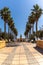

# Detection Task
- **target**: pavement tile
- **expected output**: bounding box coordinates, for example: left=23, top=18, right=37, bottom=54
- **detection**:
left=36, top=58, right=43, bottom=62
left=39, top=61, right=43, bottom=65
left=20, top=57, right=27, bottom=60
left=12, top=60, right=19, bottom=64
left=34, top=56, right=42, bottom=59
left=29, top=63, right=39, bottom=65
left=20, top=60, right=28, bottom=64
left=0, top=54, right=8, bottom=65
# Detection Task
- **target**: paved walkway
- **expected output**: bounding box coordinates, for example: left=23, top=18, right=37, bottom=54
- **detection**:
left=0, top=42, right=43, bottom=65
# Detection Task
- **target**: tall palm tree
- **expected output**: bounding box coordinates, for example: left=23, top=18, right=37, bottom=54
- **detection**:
left=8, top=17, right=14, bottom=41
left=8, top=17, right=14, bottom=28
left=24, top=31, right=27, bottom=38
left=25, top=22, right=31, bottom=39
left=31, top=4, right=42, bottom=32
left=28, top=13, right=35, bottom=34
left=0, top=7, right=10, bottom=39
left=13, top=28, right=18, bottom=39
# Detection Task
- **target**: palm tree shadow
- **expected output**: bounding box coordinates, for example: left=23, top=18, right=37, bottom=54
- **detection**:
left=34, top=46, right=43, bottom=55
left=6, top=43, right=20, bottom=47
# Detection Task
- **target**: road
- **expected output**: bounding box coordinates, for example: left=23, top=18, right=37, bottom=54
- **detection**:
left=0, top=42, right=43, bottom=65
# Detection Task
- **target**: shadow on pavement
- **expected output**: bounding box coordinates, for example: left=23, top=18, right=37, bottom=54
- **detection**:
left=6, top=43, right=20, bottom=47
left=34, top=46, right=43, bottom=55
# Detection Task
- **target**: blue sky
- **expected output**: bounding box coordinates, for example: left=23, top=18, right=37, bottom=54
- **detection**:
left=0, top=0, right=43, bottom=38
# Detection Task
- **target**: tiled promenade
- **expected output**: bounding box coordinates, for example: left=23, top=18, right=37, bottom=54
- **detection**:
left=0, top=42, right=43, bottom=65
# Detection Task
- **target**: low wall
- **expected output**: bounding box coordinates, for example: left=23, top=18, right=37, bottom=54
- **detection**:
left=37, top=40, right=43, bottom=49
left=0, top=40, right=6, bottom=48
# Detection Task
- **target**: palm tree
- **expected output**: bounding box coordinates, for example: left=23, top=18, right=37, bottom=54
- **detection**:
left=8, top=17, right=14, bottom=41
left=24, top=31, right=27, bottom=38
left=26, top=22, right=31, bottom=33
left=25, top=22, right=31, bottom=39
left=13, top=27, right=18, bottom=39
left=31, top=4, right=42, bottom=32
left=0, top=7, right=18, bottom=41
left=8, top=17, right=14, bottom=27
left=28, top=14, right=35, bottom=34
left=0, top=7, right=10, bottom=39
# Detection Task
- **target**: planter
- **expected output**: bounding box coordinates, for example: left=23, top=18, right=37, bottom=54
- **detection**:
left=37, top=40, right=43, bottom=49
left=0, top=40, right=6, bottom=48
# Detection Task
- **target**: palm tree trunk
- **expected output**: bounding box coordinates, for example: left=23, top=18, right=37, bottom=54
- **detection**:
left=4, top=22, right=6, bottom=39
left=36, top=21, right=38, bottom=32
left=8, top=26, right=9, bottom=42
left=32, top=24, right=34, bottom=34
left=36, top=21, right=38, bottom=40
left=29, top=30, right=31, bottom=39
left=26, top=34, right=28, bottom=39
left=30, top=29, right=31, bottom=34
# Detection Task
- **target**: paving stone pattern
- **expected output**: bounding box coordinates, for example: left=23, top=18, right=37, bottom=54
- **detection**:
left=22, top=43, right=39, bottom=65
left=0, top=42, right=43, bottom=65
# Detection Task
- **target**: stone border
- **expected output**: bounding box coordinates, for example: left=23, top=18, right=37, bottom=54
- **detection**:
left=37, top=40, right=43, bottom=49
left=0, top=40, right=6, bottom=48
